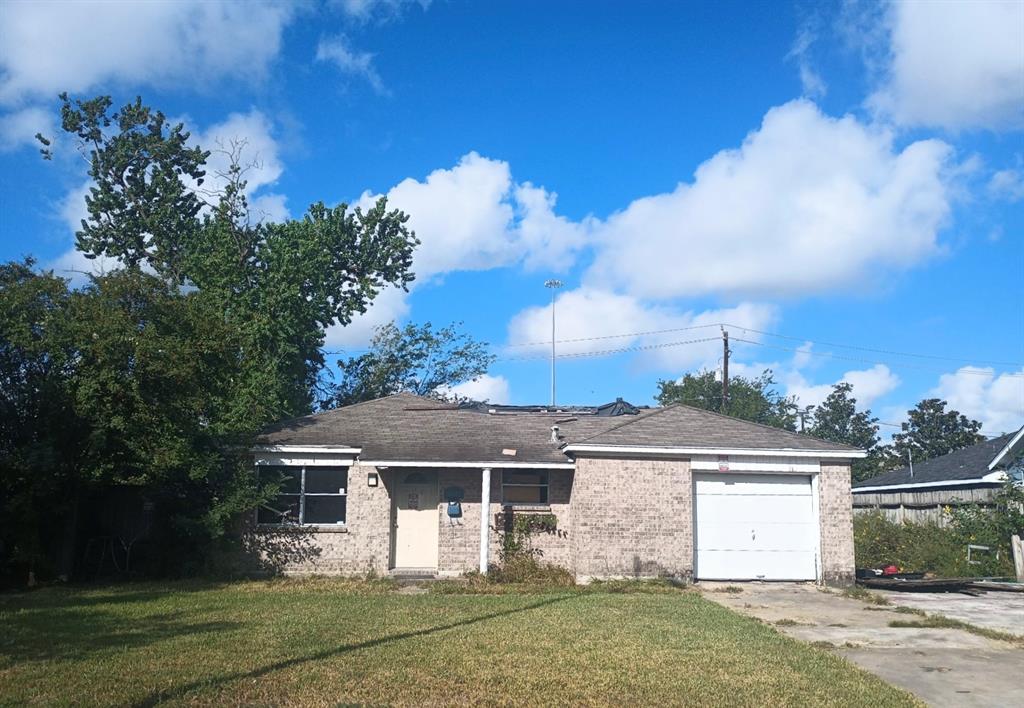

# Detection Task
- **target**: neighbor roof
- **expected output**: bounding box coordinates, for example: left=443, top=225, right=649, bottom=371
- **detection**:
left=256, top=393, right=861, bottom=464
left=853, top=432, right=1018, bottom=491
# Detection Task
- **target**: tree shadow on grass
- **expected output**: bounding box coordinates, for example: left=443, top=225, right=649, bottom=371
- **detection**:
left=133, top=594, right=577, bottom=706
left=0, top=606, right=242, bottom=667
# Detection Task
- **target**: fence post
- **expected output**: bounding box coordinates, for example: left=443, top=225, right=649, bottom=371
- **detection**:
left=1012, top=534, right=1024, bottom=583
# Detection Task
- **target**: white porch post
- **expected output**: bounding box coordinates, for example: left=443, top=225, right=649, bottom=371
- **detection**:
left=479, top=467, right=492, bottom=573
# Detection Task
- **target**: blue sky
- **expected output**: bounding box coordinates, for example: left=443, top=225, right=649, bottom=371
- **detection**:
left=0, top=0, right=1021, bottom=434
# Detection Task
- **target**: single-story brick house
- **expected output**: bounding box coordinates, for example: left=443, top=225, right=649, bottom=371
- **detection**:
left=252, top=393, right=863, bottom=585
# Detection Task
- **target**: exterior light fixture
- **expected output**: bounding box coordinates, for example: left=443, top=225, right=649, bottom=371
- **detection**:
left=367, top=472, right=379, bottom=487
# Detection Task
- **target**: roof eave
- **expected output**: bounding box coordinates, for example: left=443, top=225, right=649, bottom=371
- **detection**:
left=854, top=470, right=1008, bottom=492
left=562, top=444, right=865, bottom=459
left=988, top=426, right=1024, bottom=470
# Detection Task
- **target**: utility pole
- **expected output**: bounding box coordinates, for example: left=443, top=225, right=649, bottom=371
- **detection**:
left=721, top=329, right=730, bottom=414
left=544, top=279, right=563, bottom=407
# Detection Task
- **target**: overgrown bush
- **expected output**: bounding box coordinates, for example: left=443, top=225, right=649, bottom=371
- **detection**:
left=854, top=483, right=1019, bottom=577
left=487, top=555, right=575, bottom=585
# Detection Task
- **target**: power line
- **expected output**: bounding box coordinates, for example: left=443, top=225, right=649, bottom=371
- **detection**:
left=495, top=336, right=720, bottom=362
left=729, top=340, right=1024, bottom=379
left=503, top=322, right=721, bottom=349
left=722, top=324, right=1023, bottom=368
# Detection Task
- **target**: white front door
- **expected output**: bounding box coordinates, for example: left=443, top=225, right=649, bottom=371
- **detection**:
left=393, top=471, right=440, bottom=570
left=694, top=473, right=818, bottom=581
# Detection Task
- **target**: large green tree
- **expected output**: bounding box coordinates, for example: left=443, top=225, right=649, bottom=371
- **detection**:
left=0, top=261, right=81, bottom=580
left=329, top=322, right=495, bottom=407
left=656, top=369, right=798, bottom=431
left=806, top=383, right=885, bottom=482
left=886, top=398, right=985, bottom=468
left=0, top=93, right=422, bottom=581
left=45, top=93, right=418, bottom=421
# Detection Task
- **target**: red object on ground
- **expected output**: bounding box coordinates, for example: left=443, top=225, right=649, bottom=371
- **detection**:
left=882, top=565, right=900, bottom=576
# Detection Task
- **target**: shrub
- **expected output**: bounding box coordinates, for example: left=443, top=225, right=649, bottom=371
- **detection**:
left=853, top=505, right=1016, bottom=577
left=488, top=555, right=575, bottom=586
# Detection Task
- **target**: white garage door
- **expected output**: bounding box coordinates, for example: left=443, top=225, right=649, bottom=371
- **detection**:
left=694, top=473, right=818, bottom=581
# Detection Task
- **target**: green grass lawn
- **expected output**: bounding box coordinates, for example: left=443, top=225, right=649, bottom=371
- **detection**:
left=0, top=579, right=917, bottom=706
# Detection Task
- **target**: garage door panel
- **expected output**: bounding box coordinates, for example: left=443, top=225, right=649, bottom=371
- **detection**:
left=694, top=473, right=818, bottom=581
left=697, top=550, right=817, bottom=581
left=694, top=474, right=813, bottom=496
left=696, top=494, right=813, bottom=522
left=696, top=522, right=817, bottom=551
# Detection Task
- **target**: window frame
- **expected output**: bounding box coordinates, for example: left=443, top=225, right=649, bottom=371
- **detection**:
left=501, top=470, right=550, bottom=507
left=257, top=465, right=348, bottom=527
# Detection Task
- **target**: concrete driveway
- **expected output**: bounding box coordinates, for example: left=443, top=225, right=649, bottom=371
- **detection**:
left=699, top=582, right=1024, bottom=708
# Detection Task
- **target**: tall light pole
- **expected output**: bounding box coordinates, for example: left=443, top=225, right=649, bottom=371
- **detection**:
left=544, top=279, right=563, bottom=407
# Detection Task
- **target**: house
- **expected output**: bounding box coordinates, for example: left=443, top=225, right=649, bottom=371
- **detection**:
left=852, top=426, right=1024, bottom=525
left=251, top=393, right=864, bottom=584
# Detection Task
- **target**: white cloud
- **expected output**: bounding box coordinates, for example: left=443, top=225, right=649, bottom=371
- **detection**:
left=323, top=285, right=411, bottom=350
left=444, top=374, right=511, bottom=404
left=731, top=343, right=900, bottom=411
left=316, top=36, right=389, bottom=96
left=989, top=169, right=1024, bottom=203
left=334, top=0, right=430, bottom=24
left=0, top=1, right=295, bottom=105
left=506, top=288, right=777, bottom=371
left=931, top=366, right=1024, bottom=436
left=788, top=24, right=827, bottom=98
left=585, top=100, right=953, bottom=299
left=867, top=1, right=1024, bottom=130
left=355, top=152, right=586, bottom=280
left=0, top=106, right=53, bottom=151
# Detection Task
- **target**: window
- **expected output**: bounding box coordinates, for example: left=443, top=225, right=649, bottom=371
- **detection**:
left=502, top=471, right=549, bottom=505
left=257, top=466, right=348, bottom=525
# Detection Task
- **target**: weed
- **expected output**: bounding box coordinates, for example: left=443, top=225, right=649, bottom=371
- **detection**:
left=842, top=586, right=890, bottom=605
left=888, top=614, right=1023, bottom=644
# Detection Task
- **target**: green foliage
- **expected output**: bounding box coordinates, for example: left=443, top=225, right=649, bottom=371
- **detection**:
left=0, top=260, right=79, bottom=573
left=656, top=369, right=798, bottom=431
left=853, top=506, right=1015, bottom=577
left=47, top=94, right=209, bottom=282
left=807, top=383, right=885, bottom=482
left=887, top=398, right=984, bottom=468
left=3, top=93, right=420, bottom=580
left=44, top=93, right=419, bottom=422
left=329, top=321, right=495, bottom=407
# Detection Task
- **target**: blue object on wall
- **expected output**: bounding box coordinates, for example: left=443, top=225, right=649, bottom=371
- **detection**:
left=447, top=501, right=463, bottom=518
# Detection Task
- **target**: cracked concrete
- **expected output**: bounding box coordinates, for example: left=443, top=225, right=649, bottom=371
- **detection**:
left=699, top=582, right=1024, bottom=708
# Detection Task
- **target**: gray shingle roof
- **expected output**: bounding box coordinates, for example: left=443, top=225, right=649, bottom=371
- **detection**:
left=573, top=405, right=859, bottom=452
left=257, top=394, right=860, bottom=463
left=853, top=433, right=1017, bottom=489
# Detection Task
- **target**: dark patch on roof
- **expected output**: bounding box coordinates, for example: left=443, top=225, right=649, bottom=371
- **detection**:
left=257, top=393, right=860, bottom=463
left=853, top=433, right=1016, bottom=489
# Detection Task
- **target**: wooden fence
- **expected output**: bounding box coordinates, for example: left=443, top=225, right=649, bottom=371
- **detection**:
left=852, top=486, right=1000, bottom=526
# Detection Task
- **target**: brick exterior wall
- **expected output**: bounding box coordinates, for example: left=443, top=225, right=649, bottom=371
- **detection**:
left=438, top=469, right=574, bottom=574
left=818, top=462, right=856, bottom=586
left=249, top=466, right=393, bottom=575
left=252, top=458, right=855, bottom=586
left=570, top=457, right=693, bottom=581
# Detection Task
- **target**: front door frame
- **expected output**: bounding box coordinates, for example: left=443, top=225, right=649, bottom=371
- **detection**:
left=390, top=469, right=440, bottom=571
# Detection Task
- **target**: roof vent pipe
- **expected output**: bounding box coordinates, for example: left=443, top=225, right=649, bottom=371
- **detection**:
left=550, top=425, right=560, bottom=443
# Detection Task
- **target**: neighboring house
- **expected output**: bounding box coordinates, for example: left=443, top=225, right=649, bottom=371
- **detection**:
left=852, top=426, right=1024, bottom=525
left=252, top=393, right=864, bottom=584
